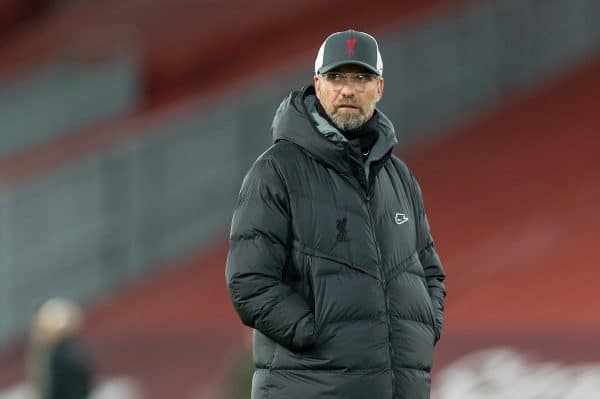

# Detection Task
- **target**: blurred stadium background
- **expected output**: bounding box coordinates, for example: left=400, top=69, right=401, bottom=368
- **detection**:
left=0, top=0, right=599, bottom=398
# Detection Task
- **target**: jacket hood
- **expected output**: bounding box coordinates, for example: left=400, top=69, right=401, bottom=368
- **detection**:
left=271, top=85, right=397, bottom=175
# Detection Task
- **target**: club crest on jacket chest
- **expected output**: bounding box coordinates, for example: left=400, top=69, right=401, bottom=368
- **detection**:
left=336, top=217, right=350, bottom=242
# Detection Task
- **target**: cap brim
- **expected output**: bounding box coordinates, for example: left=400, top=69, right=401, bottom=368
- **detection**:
left=318, top=61, right=381, bottom=76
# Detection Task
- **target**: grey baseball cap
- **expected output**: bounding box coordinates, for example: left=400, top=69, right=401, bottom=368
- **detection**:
left=314, top=29, right=383, bottom=76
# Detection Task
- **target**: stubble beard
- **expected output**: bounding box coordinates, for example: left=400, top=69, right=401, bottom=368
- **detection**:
left=317, top=84, right=376, bottom=131
left=331, top=110, right=367, bottom=131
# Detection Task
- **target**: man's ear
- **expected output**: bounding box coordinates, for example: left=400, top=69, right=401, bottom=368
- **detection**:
left=314, top=74, right=321, bottom=100
left=377, top=77, right=384, bottom=102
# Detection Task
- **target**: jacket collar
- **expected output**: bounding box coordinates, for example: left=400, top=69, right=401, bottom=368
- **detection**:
left=272, top=85, right=397, bottom=175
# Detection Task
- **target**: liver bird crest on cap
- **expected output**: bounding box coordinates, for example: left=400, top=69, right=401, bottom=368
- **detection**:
left=346, top=38, right=357, bottom=56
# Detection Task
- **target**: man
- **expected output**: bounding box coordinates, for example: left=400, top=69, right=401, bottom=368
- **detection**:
left=226, top=29, right=446, bottom=399
left=27, top=298, right=94, bottom=399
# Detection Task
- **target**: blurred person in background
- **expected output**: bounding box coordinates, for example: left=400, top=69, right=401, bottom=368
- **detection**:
left=226, top=29, right=446, bottom=399
left=27, top=298, right=94, bottom=399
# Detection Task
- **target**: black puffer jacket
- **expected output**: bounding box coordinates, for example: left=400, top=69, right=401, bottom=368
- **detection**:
left=226, top=86, right=446, bottom=399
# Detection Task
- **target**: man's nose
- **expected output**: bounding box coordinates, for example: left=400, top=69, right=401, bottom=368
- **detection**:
left=339, top=82, right=356, bottom=97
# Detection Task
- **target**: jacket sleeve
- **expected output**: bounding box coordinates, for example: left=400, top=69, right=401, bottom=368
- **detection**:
left=410, top=172, right=446, bottom=344
left=225, top=157, right=315, bottom=351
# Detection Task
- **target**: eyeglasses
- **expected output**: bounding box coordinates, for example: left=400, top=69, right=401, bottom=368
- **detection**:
left=319, top=72, right=379, bottom=91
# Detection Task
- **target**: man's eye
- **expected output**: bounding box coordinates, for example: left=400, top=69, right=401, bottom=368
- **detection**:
left=328, top=73, right=343, bottom=81
left=355, top=74, right=368, bottom=82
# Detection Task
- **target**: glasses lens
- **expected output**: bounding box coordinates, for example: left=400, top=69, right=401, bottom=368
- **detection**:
left=322, top=73, right=376, bottom=91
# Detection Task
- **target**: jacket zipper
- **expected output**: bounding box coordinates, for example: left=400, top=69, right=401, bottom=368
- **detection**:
left=365, top=192, right=395, bottom=394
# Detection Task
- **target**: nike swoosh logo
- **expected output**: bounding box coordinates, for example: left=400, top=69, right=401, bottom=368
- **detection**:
left=395, top=213, right=409, bottom=225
